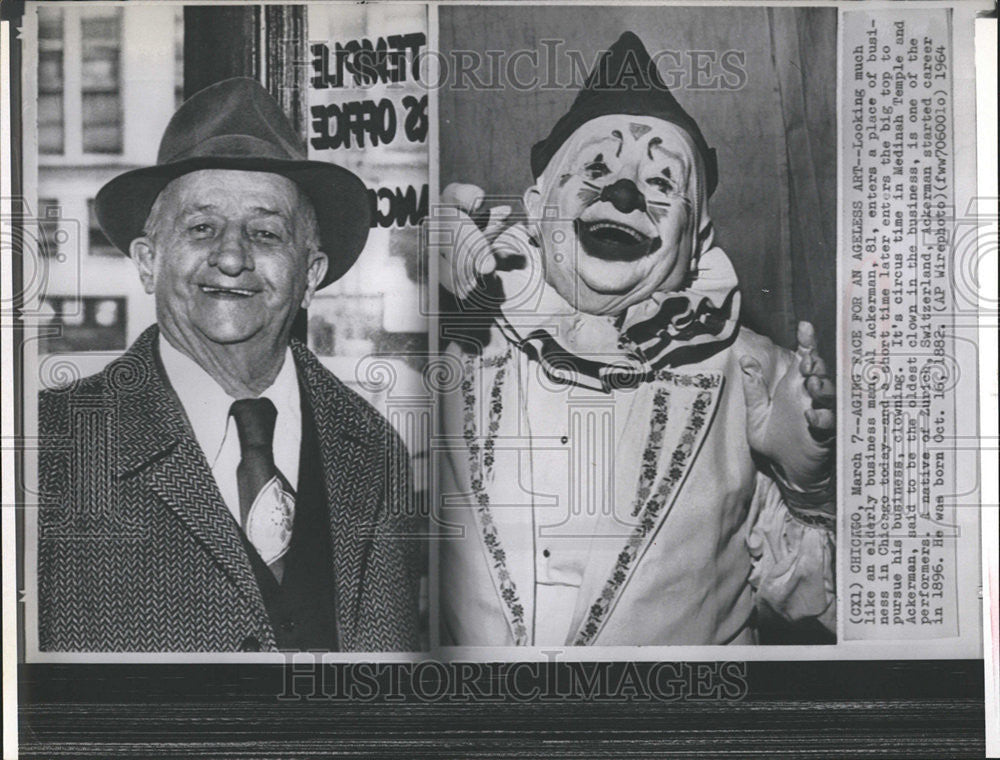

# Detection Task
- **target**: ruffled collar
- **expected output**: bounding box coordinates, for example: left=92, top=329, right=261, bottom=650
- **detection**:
left=495, top=245, right=741, bottom=392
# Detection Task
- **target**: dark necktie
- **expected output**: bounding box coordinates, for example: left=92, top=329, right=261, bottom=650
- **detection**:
left=230, top=398, right=295, bottom=582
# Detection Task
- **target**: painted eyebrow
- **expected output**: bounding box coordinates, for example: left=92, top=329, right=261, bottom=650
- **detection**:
left=646, top=137, right=686, bottom=165
left=611, top=129, right=623, bottom=157
left=577, top=133, right=621, bottom=153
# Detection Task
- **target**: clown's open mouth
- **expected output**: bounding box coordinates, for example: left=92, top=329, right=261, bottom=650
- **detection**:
left=575, top=220, right=660, bottom=262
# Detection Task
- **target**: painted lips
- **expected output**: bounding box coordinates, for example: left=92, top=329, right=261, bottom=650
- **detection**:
left=575, top=219, right=660, bottom=262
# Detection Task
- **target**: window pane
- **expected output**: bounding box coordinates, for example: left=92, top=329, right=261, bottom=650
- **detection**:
left=82, top=92, right=121, bottom=125
left=38, top=125, right=65, bottom=155
left=37, top=93, right=63, bottom=121
left=40, top=296, right=127, bottom=353
left=60, top=298, right=85, bottom=327
left=81, top=53, right=118, bottom=91
left=80, top=14, right=119, bottom=41
left=83, top=87, right=125, bottom=152
left=82, top=124, right=121, bottom=153
left=37, top=9, right=64, bottom=154
left=94, top=299, right=119, bottom=327
left=81, top=8, right=122, bottom=154
left=38, top=93, right=64, bottom=154
left=38, top=51, right=63, bottom=91
left=38, top=7, right=63, bottom=40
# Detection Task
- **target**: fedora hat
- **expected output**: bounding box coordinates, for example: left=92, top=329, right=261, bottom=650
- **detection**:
left=95, top=77, right=370, bottom=288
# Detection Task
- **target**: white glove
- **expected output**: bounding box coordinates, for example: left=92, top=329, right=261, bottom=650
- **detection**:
left=436, top=183, right=513, bottom=300
left=740, top=321, right=835, bottom=501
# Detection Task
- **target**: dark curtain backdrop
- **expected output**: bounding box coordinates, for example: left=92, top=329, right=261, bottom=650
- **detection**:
left=439, top=6, right=837, bottom=363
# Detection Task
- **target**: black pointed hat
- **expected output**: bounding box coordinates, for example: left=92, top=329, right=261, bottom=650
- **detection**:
left=530, top=32, right=718, bottom=196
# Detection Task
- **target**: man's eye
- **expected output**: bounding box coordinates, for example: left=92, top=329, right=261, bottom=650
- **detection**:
left=584, top=160, right=610, bottom=179
left=252, top=229, right=281, bottom=241
left=189, top=223, right=214, bottom=236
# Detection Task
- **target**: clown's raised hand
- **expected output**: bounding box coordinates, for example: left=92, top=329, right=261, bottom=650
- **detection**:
left=436, top=183, right=514, bottom=300
left=739, top=321, right=835, bottom=503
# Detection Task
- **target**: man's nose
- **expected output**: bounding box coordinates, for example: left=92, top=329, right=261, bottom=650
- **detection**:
left=209, top=226, right=254, bottom=276
left=600, top=179, right=647, bottom=214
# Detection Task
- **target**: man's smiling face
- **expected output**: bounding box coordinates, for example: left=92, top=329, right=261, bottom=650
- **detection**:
left=131, top=169, right=327, bottom=355
left=525, top=115, right=697, bottom=315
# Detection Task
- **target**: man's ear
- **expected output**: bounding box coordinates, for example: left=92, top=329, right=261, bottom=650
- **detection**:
left=130, top=237, right=157, bottom=294
left=301, top=250, right=329, bottom=309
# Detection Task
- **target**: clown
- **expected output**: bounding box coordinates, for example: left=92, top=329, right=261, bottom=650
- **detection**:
left=438, top=33, right=835, bottom=646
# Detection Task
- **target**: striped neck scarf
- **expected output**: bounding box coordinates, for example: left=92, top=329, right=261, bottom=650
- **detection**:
left=496, top=243, right=741, bottom=393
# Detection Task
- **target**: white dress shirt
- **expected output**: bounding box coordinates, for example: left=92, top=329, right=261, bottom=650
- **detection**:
left=159, top=336, right=302, bottom=526
left=520, top=359, right=601, bottom=645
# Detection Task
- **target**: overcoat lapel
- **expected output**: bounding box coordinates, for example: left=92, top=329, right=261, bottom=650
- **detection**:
left=146, top=441, right=275, bottom=646
left=110, top=327, right=274, bottom=647
left=291, top=341, right=381, bottom=650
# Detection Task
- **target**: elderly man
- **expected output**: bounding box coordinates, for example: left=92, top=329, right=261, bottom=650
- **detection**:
left=438, top=33, right=835, bottom=646
left=38, top=78, right=421, bottom=652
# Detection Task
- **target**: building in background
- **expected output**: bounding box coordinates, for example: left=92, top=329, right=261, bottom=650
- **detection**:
left=36, top=4, right=182, bottom=371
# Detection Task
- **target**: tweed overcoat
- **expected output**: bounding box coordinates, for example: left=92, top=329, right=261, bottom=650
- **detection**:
left=37, top=325, right=422, bottom=652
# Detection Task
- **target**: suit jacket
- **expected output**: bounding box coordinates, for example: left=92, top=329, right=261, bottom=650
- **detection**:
left=439, top=324, right=835, bottom=646
left=38, top=325, right=422, bottom=652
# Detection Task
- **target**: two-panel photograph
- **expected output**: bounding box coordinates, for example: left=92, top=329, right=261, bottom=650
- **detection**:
left=2, top=1, right=994, bottom=757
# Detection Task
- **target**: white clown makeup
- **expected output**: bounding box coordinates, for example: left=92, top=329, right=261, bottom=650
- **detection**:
left=524, top=115, right=706, bottom=316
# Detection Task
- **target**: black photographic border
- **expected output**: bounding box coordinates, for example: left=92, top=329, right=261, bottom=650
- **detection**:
left=3, top=2, right=987, bottom=756
left=17, top=661, right=985, bottom=757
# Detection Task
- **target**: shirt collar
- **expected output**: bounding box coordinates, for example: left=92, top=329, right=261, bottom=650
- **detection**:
left=158, top=335, right=300, bottom=466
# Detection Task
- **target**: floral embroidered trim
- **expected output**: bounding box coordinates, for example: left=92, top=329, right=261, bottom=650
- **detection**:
left=628, top=371, right=717, bottom=518
left=461, top=348, right=528, bottom=644
left=630, top=388, right=669, bottom=517
left=573, top=374, right=720, bottom=646
left=653, top=369, right=723, bottom=389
